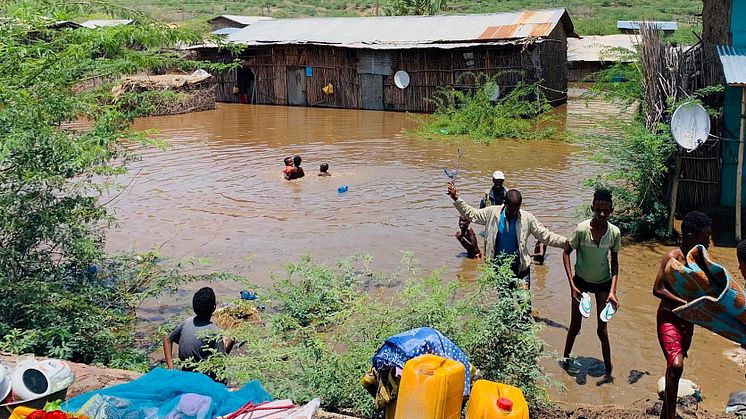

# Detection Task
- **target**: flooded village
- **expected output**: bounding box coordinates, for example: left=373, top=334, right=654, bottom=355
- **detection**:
left=2, top=0, right=746, bottom=418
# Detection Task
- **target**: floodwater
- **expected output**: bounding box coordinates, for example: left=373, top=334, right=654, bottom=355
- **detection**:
left=108, top=93, right=745, bottom=411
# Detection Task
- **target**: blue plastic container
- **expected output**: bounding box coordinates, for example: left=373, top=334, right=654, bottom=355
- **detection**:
left=337, top=186, right=349, bottom=193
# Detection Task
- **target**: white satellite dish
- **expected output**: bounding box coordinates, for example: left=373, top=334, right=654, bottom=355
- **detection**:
left=671, top=102, right=710, bottom=151
left=484, top=82, right=500, bottom=102
left=394, top=70, right=410, bottom=89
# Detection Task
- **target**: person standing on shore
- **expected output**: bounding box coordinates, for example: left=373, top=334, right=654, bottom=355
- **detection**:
left=652, top=211, right=711, bottom=419
left=447, top=182, right=566, bottom=288
left=561, top=189, right=620, bottom=381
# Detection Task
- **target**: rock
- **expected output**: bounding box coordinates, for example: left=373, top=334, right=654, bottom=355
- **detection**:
left=0, top=353, right=140, bottom=398
left=657, top=376, right=701, bottom=400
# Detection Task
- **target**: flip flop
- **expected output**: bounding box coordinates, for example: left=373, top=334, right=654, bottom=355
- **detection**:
left=579, top=292, right=592, bottom=318
left=599, top=302, right=617, bottom=323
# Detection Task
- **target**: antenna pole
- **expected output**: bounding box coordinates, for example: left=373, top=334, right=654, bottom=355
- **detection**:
left=737, top=87, right=746, bottom=242
left=668, top=148, right=682, bottom=237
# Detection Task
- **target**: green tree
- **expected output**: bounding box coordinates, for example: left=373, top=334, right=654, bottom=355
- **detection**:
left=0, top=0, right=227, bottom=367
left=385, top=0, right=446, bottom=15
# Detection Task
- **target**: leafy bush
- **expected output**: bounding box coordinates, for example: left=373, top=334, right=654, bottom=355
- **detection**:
left=0, top=1, right=230, bottom=367
left=194, top=254, right=549, bottom=417
left=414, top=74, right=556, bottom=143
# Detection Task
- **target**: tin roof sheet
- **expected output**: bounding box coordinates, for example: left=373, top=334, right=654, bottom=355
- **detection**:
left=211, top=27, right=241, bottom=36
left=718, top=45, right=746, bottom=86
left=617, top=21, right=678, bottom=31
left=568, top=35, right=638, bottom=62
left=80, top=19, right=133, bottom=29
left=208, top=15, right=274, bottom=26
left=226, top=9, right=574, bottom=49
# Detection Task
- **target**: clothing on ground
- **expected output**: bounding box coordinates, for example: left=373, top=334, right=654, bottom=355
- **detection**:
left=371, top=327, right=472, bottom=396
left=569, top=220, right=621, bottom=284
left=64, top=368, right=271, bottom=418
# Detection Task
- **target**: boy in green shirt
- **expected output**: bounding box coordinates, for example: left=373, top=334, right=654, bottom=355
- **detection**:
left=562, top=189, right=621, bottom=380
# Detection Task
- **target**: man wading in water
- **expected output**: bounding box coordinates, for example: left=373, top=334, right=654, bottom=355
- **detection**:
left=447, top=182, right=566, bottom=288
left=652, top=211, right=711, bottom=419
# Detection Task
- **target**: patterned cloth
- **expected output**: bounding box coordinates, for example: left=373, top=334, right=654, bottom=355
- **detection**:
left=664, top=244, right=746, bottom=344
left=371, top=327, right=471, bottom=395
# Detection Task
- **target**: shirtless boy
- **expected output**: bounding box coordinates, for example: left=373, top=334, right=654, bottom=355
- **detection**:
left=652, top=211, right=711, bottom=419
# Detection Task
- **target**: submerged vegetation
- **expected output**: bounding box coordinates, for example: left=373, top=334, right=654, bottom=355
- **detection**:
left=414, top=75, right=556, bottom=143
left=195, top=254, right=548, bottom=417
left=0, top=0, right=233, bottom=368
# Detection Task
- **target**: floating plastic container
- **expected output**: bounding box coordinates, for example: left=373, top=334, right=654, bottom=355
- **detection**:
left=337, top=186, right=348, bottom=193
left=465, top=380, right=528, bottom=419
left=394, top=354, right=465, bottom=419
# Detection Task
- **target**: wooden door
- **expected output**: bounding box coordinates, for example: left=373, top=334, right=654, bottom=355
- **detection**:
left=286, top=67, right=307, bottom=106
left=361, top=74, right=384, bottom=110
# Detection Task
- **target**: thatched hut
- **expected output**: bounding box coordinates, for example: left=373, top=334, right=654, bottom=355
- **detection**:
left=193, top=9, right=577, bottom=113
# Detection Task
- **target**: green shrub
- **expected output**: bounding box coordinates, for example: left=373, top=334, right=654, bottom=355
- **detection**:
left=413, top=74, right=556, bottom=143
left=194, top=254, right=549, bottom=417
left=0, top=0, right=231, bottom=367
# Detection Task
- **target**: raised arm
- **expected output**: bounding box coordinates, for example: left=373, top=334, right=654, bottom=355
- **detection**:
left=528, top=213, right=567, bottom=248
left=448, top=182, right=493, bottom=225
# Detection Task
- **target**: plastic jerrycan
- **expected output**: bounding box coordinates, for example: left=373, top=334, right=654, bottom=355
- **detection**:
left=465, top=380, right=529, bottom=419
left=394, top=354, right=465, bottom=419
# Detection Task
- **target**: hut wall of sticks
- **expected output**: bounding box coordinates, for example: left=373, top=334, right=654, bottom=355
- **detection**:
left=635, top=22, right=721, bottom=229
left=196, top=9, right=576, bottom=113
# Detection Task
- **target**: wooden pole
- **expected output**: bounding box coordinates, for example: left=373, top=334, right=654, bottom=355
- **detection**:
left=668, top=148, right=682, bottom=237
left=736, top=87, right=746, bottom=242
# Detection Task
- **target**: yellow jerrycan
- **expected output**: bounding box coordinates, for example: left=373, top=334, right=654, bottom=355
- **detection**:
left=465, top=380, right=529, bottom=419
left=394, top=354, right=465, bottom=419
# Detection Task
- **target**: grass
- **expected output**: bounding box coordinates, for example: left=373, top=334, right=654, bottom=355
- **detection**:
left=115, top=0, right=703, bottom=38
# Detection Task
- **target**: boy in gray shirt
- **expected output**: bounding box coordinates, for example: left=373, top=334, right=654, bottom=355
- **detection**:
left=163, top=287, right=234, bottom=378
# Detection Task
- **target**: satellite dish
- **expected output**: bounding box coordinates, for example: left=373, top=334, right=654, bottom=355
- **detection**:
left=394, top=70, right=410, bottom=89
left=671, top=102, right=710, bottom=151
left=484, top=82, right=500, bottom=102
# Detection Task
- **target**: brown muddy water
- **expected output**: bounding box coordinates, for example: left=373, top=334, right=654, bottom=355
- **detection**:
left=108, top=94, right=745, bottom=411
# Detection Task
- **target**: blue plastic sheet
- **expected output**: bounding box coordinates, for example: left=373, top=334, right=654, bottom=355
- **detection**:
left=371, top=327, right=471, bottom=395
left=63, top=368, right=271, bottom=418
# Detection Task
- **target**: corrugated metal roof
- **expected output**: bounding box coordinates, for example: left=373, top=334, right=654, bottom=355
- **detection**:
left=208, top=15, right=274, bottom=26
left=568, top=35, right=638, bottom=62
left=718, top=45, right=746, bottom=86
left=226, top=9, right=575, bottom=50
left=617, top=20, right=678, bottom=31
left=80, top=19, right=133, bottom=29
left=211, top=27, right=241, bottom=36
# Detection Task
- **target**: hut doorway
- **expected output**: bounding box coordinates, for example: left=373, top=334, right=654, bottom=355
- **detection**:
left=287, top=67, right=307, bottom=106
left=360, top=74, right=384, bottom=110
left=236, top=67, right=255, bottom=104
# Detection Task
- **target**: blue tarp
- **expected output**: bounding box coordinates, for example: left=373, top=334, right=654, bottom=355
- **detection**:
left=371, top=327, right=472, bottom=395
left=63, top=368, right=271, bottom=418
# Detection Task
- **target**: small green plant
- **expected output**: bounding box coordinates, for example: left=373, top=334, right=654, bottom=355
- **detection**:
left=194, top=253, right=549, bottom=418
left=413, top=73, right=556, bottom=143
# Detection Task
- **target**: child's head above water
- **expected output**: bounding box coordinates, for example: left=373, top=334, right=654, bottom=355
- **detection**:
left=193, top=286, right=217, bottom=320
left=284, top=156, right=293, bottom=166
left=458, top=215, right=470, bottom=229
left=293, top=155, right=302, bottom=167
left=320, top=163, right=329, bottom=173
